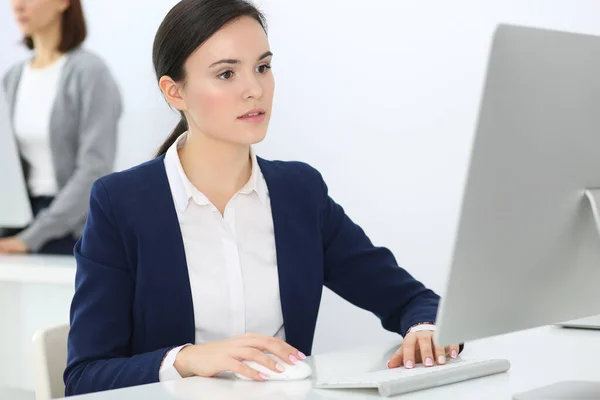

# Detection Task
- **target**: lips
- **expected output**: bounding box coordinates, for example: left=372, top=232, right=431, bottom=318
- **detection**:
left=240, top=112, right=263, bottom=118
left=238, top=108, right=265, bottom=119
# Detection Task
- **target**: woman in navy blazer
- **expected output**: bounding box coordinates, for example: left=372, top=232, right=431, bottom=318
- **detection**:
left=64, top=0, right=460, bottom=396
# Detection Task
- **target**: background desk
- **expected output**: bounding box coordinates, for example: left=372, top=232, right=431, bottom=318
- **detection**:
left=0, top=255, right=75, bottom=285
left=68, top=326, right=600, bottom=400
left=0, top=255, right=75, bottom=394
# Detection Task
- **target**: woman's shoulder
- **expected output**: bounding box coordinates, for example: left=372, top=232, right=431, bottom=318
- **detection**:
left=64, top=47, right=116, bottom=82
left=67, top=47, right=107, bottom=69
left=2, top=59, right=26, bottom=93
left=3, top=48, right=107, bottom=90
left=257, top=157, right=327, bottom=194
left=92, top=157, right=167, bottom=206
left=258, top=158, right=324, bottom=181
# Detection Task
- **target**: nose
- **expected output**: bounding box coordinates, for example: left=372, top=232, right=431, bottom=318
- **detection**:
left=12, top=0, right=26, bottom=13
left=242, top=72, right=264, bottom=101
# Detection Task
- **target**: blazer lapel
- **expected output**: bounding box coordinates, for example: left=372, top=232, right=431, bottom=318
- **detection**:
left=258, top=158, right=323, bottom=355
left=139, top=157, right=196, bottom=348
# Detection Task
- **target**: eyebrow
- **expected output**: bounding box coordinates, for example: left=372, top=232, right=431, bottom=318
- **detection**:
left=209, top=51, right=273, bottom=68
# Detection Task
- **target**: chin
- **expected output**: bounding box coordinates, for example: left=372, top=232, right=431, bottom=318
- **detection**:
left=249, top=136, right=267, bottom=146
left=210, top=122, right=269, bottom=146
left=240, top=127, right=268, bottom=145
left=244, top=134, right=268, bottom=146
left=18, top=26, right=33, bottom=35
left=220, top=132, right=266, bottom=147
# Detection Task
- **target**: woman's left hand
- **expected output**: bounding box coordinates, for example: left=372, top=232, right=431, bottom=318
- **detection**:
left=387, top=330, right=460, bottom=369
left=0, top=236, right=29, bottom=254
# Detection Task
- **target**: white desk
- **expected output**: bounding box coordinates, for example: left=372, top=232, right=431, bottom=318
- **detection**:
left=0, top=255, right=75, bottom=285
left=68, top=325, right=600, bottom=399
left=0, top=255, right=75, bottom=392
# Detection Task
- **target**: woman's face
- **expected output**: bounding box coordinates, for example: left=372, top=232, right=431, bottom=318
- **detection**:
left=11, top=0, right=68, bottom=36
left=167, top=16, right=275, bottom=147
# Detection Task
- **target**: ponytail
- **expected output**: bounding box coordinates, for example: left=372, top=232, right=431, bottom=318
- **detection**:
left=155, top=118, right=188, bottom=157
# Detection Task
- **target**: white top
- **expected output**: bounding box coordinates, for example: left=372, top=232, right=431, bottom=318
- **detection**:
left=159, top=133, right=285, bottom=381
left=13, top=55, right=67, bottom=197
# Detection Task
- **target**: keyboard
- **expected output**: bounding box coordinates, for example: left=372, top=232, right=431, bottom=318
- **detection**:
left=315, top=358, right=511, bottom=397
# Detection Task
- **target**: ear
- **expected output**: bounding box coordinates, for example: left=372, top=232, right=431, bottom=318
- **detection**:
left=159, top=76, right=187, bottom=112
left=58, top=0, right=70, bottom=12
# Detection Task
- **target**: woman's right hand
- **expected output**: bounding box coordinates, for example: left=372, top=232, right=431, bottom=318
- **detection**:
left=173, top=333, right=306, bottom=381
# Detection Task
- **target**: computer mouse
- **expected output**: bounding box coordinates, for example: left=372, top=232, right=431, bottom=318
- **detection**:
left=235, top=352, right=312, bottom=381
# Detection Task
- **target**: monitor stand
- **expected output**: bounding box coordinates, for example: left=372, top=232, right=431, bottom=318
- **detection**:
left=513, top=189, right=600, bottom=400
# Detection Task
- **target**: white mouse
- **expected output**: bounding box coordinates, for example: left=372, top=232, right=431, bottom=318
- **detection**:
left=235, top=353, right=312, bottom=381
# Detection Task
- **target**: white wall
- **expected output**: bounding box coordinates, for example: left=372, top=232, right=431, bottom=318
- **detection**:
left=2, top=2, right=600, bottom=388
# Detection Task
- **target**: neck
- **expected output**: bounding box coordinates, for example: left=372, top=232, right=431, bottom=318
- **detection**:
left=31, top=20, right=63, bottom=68
left=178, top=131, right=252, bottom=199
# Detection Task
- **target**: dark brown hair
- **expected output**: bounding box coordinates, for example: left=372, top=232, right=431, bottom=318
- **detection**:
left=152, top=0, right=267, bottom=157
left=24, top=0, right=87, bottom=52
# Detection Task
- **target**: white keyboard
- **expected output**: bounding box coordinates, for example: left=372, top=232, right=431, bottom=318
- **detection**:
left=315, top=358, right=511, bottom=397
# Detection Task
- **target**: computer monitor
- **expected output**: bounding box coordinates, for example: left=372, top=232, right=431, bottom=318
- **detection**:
left=434, top=24, right=600, bottom=398
left=0, top=90, right=33, bottom=228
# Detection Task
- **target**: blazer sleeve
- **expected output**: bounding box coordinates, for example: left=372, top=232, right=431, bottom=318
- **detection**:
left=64, top=179, right=174, bottom=396
left=19, top=60, right=122, bottom=251
left=319, top=173, right=440, bottom=337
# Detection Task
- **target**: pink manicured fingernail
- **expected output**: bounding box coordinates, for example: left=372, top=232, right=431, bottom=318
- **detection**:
left=386, top=359, right=391, bottom=369
left=259, top=373, right=269, bottom=380
left=298, top=351, right=306, bottom=360
left=451, top=350, right=458, bottom=359
left=289, top=355, right=298, bottom=364
left=405, top=360, right=414, bottom=369
left=425, top=357, right=434, bottom=366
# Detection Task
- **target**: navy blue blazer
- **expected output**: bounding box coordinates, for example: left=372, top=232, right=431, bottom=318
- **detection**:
left=64, top=156, right=440, bottom=396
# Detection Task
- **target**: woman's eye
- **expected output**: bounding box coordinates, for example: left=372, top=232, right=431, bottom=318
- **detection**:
left=218, top=70, right=234, bottom=80
left=257, top=63, right=272, bottom=73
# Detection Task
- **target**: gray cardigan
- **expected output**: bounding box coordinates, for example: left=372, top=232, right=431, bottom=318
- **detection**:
left=1, top=48, right=122, bottom=251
